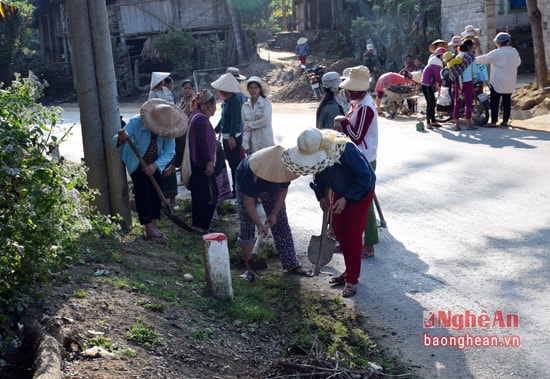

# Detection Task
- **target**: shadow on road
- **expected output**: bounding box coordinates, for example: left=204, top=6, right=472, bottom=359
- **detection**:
left=349, top=226, right=475, bottom=378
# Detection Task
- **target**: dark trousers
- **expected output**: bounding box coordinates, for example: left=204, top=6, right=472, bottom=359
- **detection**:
left=160, top=171, right=178, bottom=198
left=422, top=85, right=437, bottom=123
left=490, top=86, right=512, bottom=124
left=130, top=169, right=162, bottom=225
left=222, top=134, right=243, bottom=195
left=190, top=164, right=217, bottom=230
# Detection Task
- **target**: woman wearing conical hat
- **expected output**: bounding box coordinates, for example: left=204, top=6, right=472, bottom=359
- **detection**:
left=235, top=145, right=313, bottom=282
left=282, top=129, right=376, bottom=297
left=212, top=73, right=244, bottom=198
left=113, top=99, right=188, bottom=243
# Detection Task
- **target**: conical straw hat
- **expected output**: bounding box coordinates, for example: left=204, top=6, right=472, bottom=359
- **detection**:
left=150, top=72, right=170, bottom=90
left=211, top=73, right=241, bottom=93
left=140, top=99, right=189, bottom=138
left=248, top=145, right=299, bottom=183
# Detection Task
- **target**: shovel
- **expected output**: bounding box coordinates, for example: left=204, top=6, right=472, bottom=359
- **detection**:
left=308, top=189, right=336, bottom=275
left=125, top=137, right=193, bottom=233
left=248, top=223, right=269, bottom=271
left=373, top=193, right=387, bottom=228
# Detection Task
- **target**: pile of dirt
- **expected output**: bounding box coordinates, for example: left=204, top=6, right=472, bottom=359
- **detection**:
left=270, top=57, right=361, bottom=103
left=512, top=85, right=550, bottom=118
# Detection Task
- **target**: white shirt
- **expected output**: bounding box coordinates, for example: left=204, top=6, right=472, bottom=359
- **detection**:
left=476, top=46, right=521, bottom=94
left=241, top=96, right=274, bottom=153
left=347, top=93, right=378, bottom=163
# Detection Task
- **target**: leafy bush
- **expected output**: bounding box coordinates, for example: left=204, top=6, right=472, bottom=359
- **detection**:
left=153, top=31, right=198, bottom=74
left=197, top=34, right=226, bottom=69
left=0, top=73, right=119, bottom=316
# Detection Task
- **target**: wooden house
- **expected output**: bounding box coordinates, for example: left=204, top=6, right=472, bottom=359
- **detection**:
left=34, top=0, right=252, bottom=86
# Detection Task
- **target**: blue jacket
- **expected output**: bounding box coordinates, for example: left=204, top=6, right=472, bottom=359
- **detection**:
left=295, top=43, right=309, bottom=57
left=311, top=143, right=375, bottom=203
left=112, top=115, right=175, bottom=175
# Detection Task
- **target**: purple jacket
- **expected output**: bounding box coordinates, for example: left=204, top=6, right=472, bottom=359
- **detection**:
left=188, top=109, right=216, bottom=169
left=421, top=57, right=443, bottom=87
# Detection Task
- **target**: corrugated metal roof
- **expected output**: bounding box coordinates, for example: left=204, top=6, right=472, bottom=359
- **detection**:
left=120, top=0, right=174, bottom=35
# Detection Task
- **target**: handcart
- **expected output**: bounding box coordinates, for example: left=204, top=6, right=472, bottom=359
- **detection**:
left=384, top=84, right=419, bottom=119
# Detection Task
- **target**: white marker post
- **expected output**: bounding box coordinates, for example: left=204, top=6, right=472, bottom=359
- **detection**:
left=202, top=233, right=233, bottom=300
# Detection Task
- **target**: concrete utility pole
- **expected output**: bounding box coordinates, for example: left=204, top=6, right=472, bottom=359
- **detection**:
left=226, top=0, right=247, bottom=62
left=526, top=0, right=549, bottom=89
left=67, top=0, right=132, bottom=229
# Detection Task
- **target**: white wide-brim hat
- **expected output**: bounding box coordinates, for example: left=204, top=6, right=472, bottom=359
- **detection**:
left=249, top=145, right=298, bottom=183
left=226, top=66, right=247, bottom=81
left=140, top=99, right=189, bottom=138
left=282, top=129, right=349, bottom=176
left=239, top=76, right=270, bottom=98
left=150, top=72, right=170, bottom=90
left=341, top=67, right=352, bottom=80
left=461, top=25, right=480, bottom=39
left=449, top=35, right=462, bottom=47
left=297, top=37, right=308, bottom=45
left=211, top=73, right=241, bottom=94
left=429, top=39, right=449, bottom=53
left=340, top=65, right=371, bottom=92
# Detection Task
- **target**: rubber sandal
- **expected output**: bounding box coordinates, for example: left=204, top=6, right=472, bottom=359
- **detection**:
left=342, top=284, right=357, bottom=298
left=289, top=266, right=314, bottom=277
left=329, top=274, right=345, bottom=285
left=361, top=250, right=375, bottom=258
left=500, top=122, right=510, bottom=127
left=238, top=271, right=255, bottom=282
left=432, top=123, right=442, bottom=128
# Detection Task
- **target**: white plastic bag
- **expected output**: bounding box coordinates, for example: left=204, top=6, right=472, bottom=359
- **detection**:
left=437, top=87, right=452, bottom=106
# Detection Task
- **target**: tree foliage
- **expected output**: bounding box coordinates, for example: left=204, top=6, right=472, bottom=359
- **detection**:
left=152, top=31, right=198, bottom=74
left=346, top=0, right=441, bottom=70
left=0, top=74, right=119, bottom=318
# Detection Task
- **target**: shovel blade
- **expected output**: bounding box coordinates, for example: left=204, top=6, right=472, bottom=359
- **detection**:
left=308, top=235, right=336, bottom=267
left=249, top=255, right=268, bottom=271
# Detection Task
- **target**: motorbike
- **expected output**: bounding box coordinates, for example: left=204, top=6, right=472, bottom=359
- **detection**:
left=435, top=70, right=490, bottom=125
left=305, top=65, right=325, bottom=99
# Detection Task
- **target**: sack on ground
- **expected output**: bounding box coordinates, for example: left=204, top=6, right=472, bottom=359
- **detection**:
left=437, top=87, right=452, bottom=106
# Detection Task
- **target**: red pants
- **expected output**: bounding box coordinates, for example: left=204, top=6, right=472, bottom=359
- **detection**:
left=331, top=189, right=375, bottom=285
left=299, top=56, right=307, bottom=72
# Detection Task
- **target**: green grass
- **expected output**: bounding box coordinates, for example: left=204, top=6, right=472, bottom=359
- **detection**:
left=125, top=317, right=164, bottom=347
left=84, top=335, right=115, bottom=350
left=61, top=204, right=412, bottom=376
left=73, top=289, right=88, bottom=298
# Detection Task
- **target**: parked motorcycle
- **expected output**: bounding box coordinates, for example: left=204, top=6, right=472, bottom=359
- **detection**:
left=435, top=75, right=490, bottom=126
left=305, top=65, right=325, bottom=99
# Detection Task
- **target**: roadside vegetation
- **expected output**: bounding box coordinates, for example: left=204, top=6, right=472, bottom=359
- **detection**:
left=0, top=76, right=414, bottom=377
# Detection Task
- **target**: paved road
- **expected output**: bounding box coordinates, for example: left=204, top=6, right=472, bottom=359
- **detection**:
left=59, top=102, right=550, bottom=378
left=295, top=113, right=550, bottom=379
